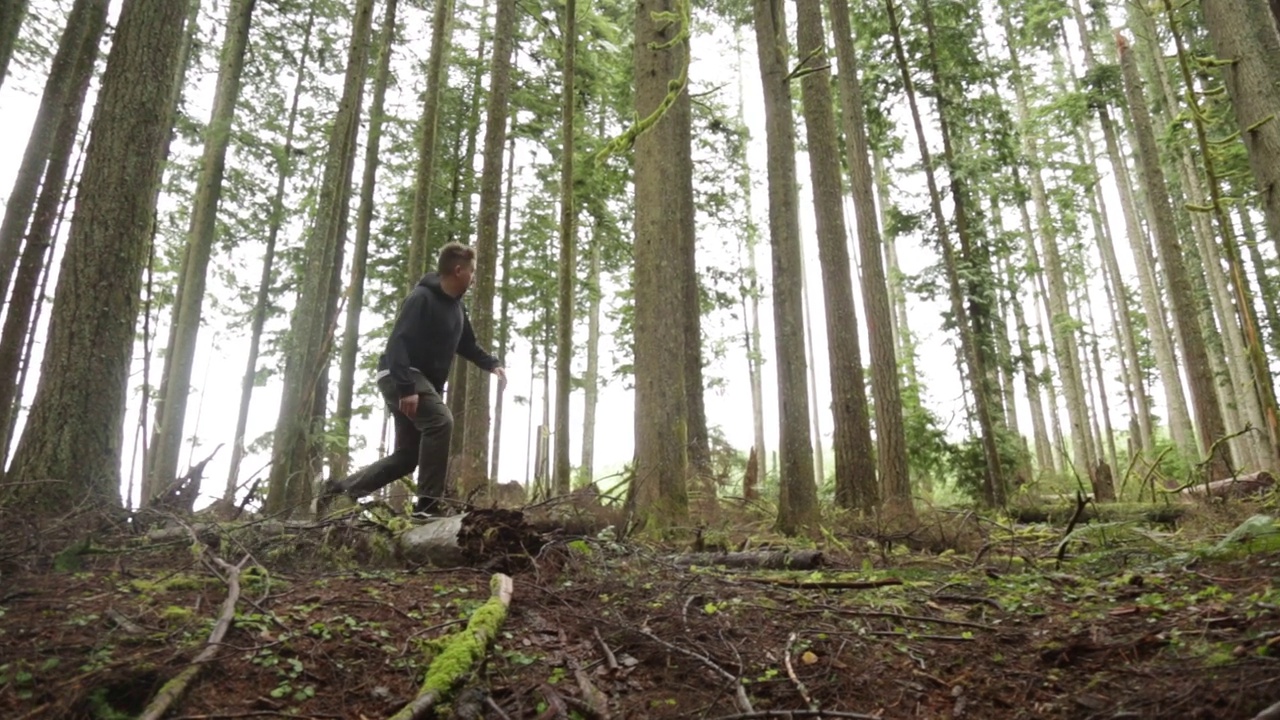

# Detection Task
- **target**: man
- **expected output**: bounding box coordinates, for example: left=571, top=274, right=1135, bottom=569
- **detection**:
left=322, top=242, right=505, bottom=517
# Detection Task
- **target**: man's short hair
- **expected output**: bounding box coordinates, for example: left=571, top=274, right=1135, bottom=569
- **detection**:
left=437, top=242, right=476, bottom=276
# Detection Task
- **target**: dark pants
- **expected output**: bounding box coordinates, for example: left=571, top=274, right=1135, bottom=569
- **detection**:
left=337, top=370, right=453, bottom=513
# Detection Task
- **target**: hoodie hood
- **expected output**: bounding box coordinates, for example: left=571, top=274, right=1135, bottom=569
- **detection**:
left=419, top=271, right=461, bottom=300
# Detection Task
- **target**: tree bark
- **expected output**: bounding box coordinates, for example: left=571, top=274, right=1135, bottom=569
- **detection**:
left=628, top=0, right=692, bottom=528
left=580, top=218, right=602, bottom=485
left=828, top=0, right=910, bottom=514
left=332, top=0, right=400, bottom=483
left=1117, top=33, right=1232, bottom=481
left=0, top=0, right=28, bottom=90
left=225, top=7, right=315, bottom=502
left=264, top=0, right=376, bottom=516
left=0, top=0, right=107, bottom=311
left=7, top=0, right=188, bottom=509
left=459, top=0, right=517, bottom=493
left=1239, top=208, right=1280, bottom=360
left=679, top=86, right=712, bottom=501
left=553, top=0, right=577, bottom=496
left=0, top=4, right=102, bottom=475
left=751, top=0, right=818, bottom=534
left=146, top=0, right=257, bottom=500
left=406, top=0, right=458, bottom=285
left=1200, top=0, right=1280, bottom=248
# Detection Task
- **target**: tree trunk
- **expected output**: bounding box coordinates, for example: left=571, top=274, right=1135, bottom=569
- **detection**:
left=146, top=0, right=257, bottom=500
left=447, top=0, right=490, bottom=246
left=828, top=0, right=910, bottom=514
left=0, top=0, right=28, bottom=91
left=734, top=29, right=768, bottom=479
left=264, top=0, right=376, bottom=516
left=1007, top=258, right=1054, bottom=476
left=406, top=0, right=457, bottom=284
left=553, top=0, right=577, bottom=496
left=333, top=0, right=400, bottom=483
left=490, top=135, right=517, bottom=485
left=1201, top=0, right=1280, bottom=249
left=1117, top=33, right=1232, bottom=481
left=225, top=6, right=315, bottom=502
left=801, top=260, right=824, bottom=489
left=1003, top=19, right=1098, bottom=494
left=627, top=0, right=693, bottom=529
left=1240, top=208, right=1280, bottom=360
left=751, top=0, right=818, bottom=534
left=0, top=8, right=101, bottom=475
left=0, top=0, right=108, bottom=311
left=580, top=210, right=603, bottom=484
left=890, top=0, right=1003, bottom=507
left=6, top=0, right=188, bottom=510
left=459, top=0, right=517, bottom=494
left=678, top=90, right=712, bottom=503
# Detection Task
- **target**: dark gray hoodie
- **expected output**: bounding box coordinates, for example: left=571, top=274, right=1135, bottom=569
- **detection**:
left=378, top=272, right=500, bottom=397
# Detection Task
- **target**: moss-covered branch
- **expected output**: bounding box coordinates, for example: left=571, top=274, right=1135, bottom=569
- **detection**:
left=389, top=573, right=515, bottom=720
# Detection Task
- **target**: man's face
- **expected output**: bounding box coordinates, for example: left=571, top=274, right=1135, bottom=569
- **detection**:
left=456, top=259, right=476, bottom=293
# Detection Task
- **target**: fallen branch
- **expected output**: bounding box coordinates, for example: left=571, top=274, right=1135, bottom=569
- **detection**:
left=389, top=573, right=515, bottom=720
left=574, top=665, right=611, bottom=718
left=708, top=711, right=881, bottom=720
left=743, top=577, right=902, bottom=590
left=783, top=633, right=817, bottom=712
left=138, top=556, right=248, bottom=720
left=594, top=627, right=619, bottom=671
left=673, top=549, right=823, bottom=570
left=637, top=628, right=754, bottom=714
left=1251, top=699, right=1280, bottom=720
left=1055, top=491, right=1090, bottom=567
left=788, top=604, right=992, bottom=631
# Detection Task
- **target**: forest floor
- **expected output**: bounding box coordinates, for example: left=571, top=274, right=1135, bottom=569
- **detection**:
left=1, top=499, right=1279, bottom=720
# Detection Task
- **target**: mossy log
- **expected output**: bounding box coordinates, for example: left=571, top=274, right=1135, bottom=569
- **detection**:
left=1008, top=503, right=1185, bottom=525
left=389, top=573, right=514, bottom=720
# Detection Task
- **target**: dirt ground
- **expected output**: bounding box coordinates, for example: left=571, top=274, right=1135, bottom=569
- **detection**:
left=1, top=507, right=1278, bottom=719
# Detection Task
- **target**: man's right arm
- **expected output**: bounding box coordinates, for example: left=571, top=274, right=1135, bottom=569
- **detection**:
left=385, top=291, right=426, bottom=399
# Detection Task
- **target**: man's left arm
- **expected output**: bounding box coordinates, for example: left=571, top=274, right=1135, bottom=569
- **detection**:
left=458, top=306, right=505, bottom=384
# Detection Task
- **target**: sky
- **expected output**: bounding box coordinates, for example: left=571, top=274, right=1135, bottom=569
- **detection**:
left=0, top=0, right=1147, bottom=510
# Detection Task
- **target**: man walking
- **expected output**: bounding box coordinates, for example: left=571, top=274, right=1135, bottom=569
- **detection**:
left=322, top=242, right=505, bottom=517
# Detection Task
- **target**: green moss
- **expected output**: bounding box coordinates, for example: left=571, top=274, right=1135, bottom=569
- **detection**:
left=129, top=575, right=208, bottom=594
left=160, top=606, right=195, bottom=622
left=419, top=588, right=509, bottom=696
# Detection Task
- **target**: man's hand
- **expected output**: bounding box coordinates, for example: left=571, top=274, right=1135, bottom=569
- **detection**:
left=399, top=394, right=419, bottom=419
left=493, top=366, right=507, bottom=389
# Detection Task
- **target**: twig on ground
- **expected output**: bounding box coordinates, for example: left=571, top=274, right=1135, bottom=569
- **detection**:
left=744, top=577, right=903, bottom=590
left=1251, top=699, right=1280, bottom=720
left=931, top=594, right=1003, bottom=611
left=1055, top=491, right=1090, bottom=567
left=485, top=696, right=515, bottom=720
left=594, top=627, right=619, bottom=671
left=783, top=632, right=817, bottom=711
left=636, top=628, right=754, bottom=714
left=868, top=631, right=974, bottom=642
left=138, top=556, right=249, bottom=720
left=774, top=604, right=994, bottom=631
left=535, top=683, right=570, bottom=720
left=708, top=711, right=881, bottom=720
left=574, top=665, right=611, bottom=719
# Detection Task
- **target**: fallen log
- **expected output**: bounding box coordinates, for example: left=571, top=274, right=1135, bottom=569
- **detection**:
left=1179, top=471, right=1275, bottom=499
left=389, top=573, right=514, bottom=720
left=398, top=508, right=543, bottom=568
left=672, top=549, right=824, bottom=570
left=1008, top=503, right=1184, bottom=526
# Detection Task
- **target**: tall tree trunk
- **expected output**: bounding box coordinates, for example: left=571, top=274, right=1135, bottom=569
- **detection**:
left=1200, top=0, right=1280, bottom=248
left=1118, top=33, right=1232, bottom=481
left=734, top=28, right=768, bottom=483
left=873, top=152, right=916, bottom=379
left=0, top=0, right=109, bottom=310
left=751, top=0, right=818, bottom=535
left=0, top=0, right=29, bottom=91
left=1003, top=19, right=1099, bottom=495
left=828, top=0, right=909, bottom=514
left=801, top=263, right=824, bottom=489
left=6, top=0, right=188, bottom=510
left=679, top=93, right=712, bottom=503
left=1240, top=208, right=1280, bottom=359
left=333, top=0, right=400, bottom=483
left=553, top=0, right=577, bottom=496
left=580, top=217, right=602, bottom=485
left=146, top=0, right=257, bottom=500
left=0, top=7, right=102, bottom=475
left=459, top=0, right=517, bottom=494
left=1007, top=259, right=1054, bottom=476
left=490, top=136, right=517, bottom=485
left=225, top=7, right=315, bottom=502
left=627, top=0, right=693, bottom=528
left=406, top=0, right=458, bottom=284
left=450, top=0, right=491, bottom=247
left=1192, top=0, right=1280, bottom=466
left=889, top=0, right=1003, bottom=507
left=793, top=0, right=878, bottom=513
left=264, top=0, right=376, bottom=516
